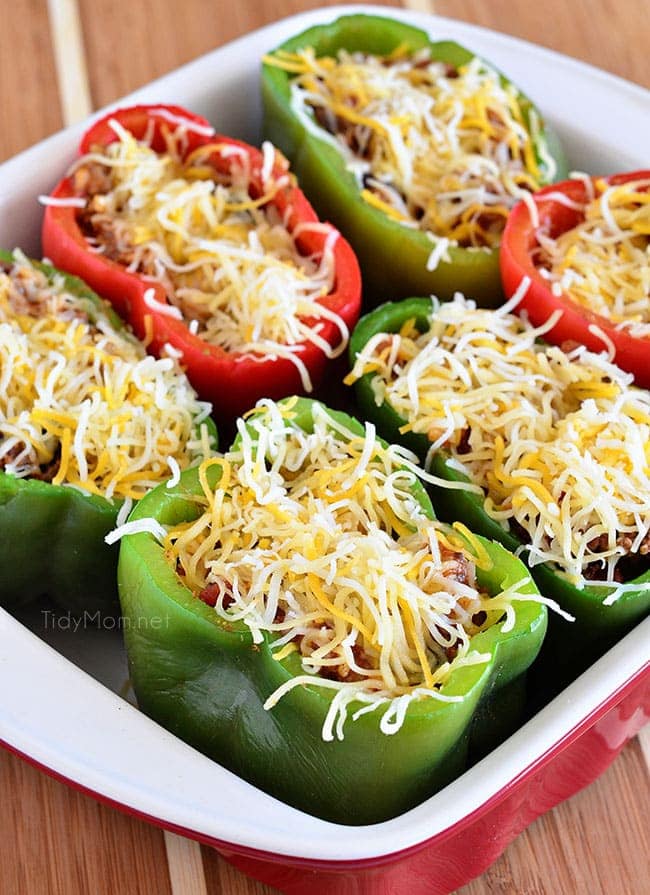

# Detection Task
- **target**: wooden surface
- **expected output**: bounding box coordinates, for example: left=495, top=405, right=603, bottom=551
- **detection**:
left=1, top=1, right=649, bottom=893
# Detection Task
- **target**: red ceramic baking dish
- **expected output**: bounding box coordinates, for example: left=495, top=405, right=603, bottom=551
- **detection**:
left=0, top=6, right=648, bottom=894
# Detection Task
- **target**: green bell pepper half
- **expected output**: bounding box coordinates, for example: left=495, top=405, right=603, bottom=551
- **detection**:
left=348, top=298, right=650, bottom=685
left=117, top=396, right=546, bottom=825
left=0, top=251, right=217, bottom=617
left=261, top=14, right=568, bottom=309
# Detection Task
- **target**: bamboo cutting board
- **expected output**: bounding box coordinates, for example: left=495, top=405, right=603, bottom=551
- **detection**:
left=1, top=2, right=649, bottom=893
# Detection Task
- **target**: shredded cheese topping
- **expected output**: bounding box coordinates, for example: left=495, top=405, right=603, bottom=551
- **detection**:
left=162, top=397, right=540, bottom=739
left=266, top=45, right=553, bottom=258
left=71, top=120, right=348, bottom=390
left=536, top=176, right=650, bottom=337
left=346, top=295, right=650, bottom=602
left=0, top=253, right=213, bottom=500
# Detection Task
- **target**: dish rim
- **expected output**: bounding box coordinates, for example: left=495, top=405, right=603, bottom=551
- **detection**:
left=0, top=2, right=649, bottom=865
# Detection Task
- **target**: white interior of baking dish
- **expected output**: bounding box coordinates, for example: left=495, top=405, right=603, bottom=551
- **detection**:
left=1, top=3, right=648, bottom=864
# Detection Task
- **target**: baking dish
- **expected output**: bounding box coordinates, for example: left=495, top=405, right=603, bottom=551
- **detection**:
left=0, top=5, right=648, bottom=894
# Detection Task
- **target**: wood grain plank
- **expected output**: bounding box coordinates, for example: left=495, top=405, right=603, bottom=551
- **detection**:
left=197, top=739, right=650, bottom=895
left=459, top=738, right=650, bottom=895
left=638, top=723, right=650, bottom=771
left=47, top=0, right=93, bottom=123
left=77, top=0, right=397, bottom=110
left=0, top=748, right=172, bottom=895
left=202, top=847, right=277, bottom=895
left=434, top=0, right=650, bottom=89
left=403, top=0, right=437, bottom=13
left=0, top=0, right=63, bottom=163
left=1, top=2, right=648, bottom=895
left=165, top=832, right=209, bottom=895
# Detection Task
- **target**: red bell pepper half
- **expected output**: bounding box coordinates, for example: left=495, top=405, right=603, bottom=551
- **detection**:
left=42, top=104, right=362, bottom=419
left=500, top=170, right=650, bottom=387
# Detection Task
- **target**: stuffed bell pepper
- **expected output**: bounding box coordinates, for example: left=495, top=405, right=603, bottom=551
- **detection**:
left=346, top=294, right=650, bottom=678
left=41, top=104, right=362, bottom=421
left=116, top=396, right=548, bottom=824
left=0, top=249, right=215, bottom=616
left=262, top=13, right=567, bottom=308
left=501, top=170, right=650, bottom=386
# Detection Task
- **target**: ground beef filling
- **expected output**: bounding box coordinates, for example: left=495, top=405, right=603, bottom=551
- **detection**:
left=74, top=161, right=159, bottom=274
left=196, top=543, right=490, bottom=682
left=506, top=520, right=650, bottom=585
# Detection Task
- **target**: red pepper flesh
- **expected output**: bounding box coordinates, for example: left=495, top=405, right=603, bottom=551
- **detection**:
left=500, top=170, right=650, bottom=387
left=42, top=104, right=362, bottom=419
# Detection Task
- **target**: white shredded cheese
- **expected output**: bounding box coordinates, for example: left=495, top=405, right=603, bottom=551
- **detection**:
left=0, top=255, right=213, bottom=501
left=143, top=287, right=183, bottom=320
left=115, top=496, right=133, bottom=528
left=151, top=108, right=216, bottom=137
left=346, top=294, right=650, bottom=596
left=105, top=517, right=167, bottom=545
left=38, top=195, right=88, bottom=208
left=166, top=456, right=181, bottom=488
left=72, top=123, right=350, bottom=391
left=272, top=46, right=551, bottom=250
left=163, top=398, right=538, bottom=739
left=536, top=177, right=650, bottom=336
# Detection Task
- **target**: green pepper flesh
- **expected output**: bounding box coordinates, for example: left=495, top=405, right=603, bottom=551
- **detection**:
left=0, top=251, right=217, bottom=616
left=262, top=14, right=568, bottom=309
left=118, top=397, right=546, bottom=824
left=348, top=298, right=650, bottom=683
